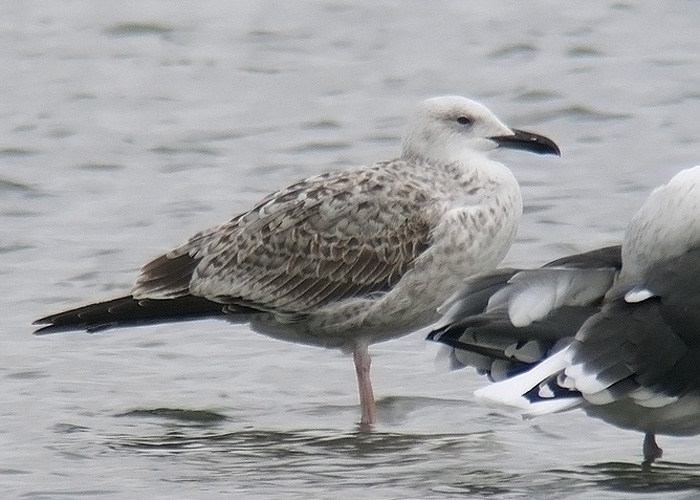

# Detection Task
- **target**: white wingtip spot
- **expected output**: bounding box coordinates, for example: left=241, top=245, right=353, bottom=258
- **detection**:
left=629, top=387, right=679, bottom=408
left=504, top=340, right=546, bottom=363
left=624, top=287, right=655, bottom=303
left=563, top=362, right=617, bottom=404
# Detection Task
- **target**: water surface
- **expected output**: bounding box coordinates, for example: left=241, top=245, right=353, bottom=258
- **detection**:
left=3, top=1, right=700, bottom=498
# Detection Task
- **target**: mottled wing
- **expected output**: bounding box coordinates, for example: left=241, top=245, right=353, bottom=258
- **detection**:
left=568, top=248, right=700, bottom=405
left=133, top=162, right=434, bottom=314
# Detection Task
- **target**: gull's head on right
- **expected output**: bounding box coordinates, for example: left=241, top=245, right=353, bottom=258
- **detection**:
left=620, top=165, right=700, bottom=284
left=401, top=96, right=560, bottom=165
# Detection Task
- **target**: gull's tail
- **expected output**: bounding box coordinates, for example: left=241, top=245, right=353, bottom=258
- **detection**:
left=474, top=348, right=583, bottom=417
left=33, top=295, right=233, bottom=335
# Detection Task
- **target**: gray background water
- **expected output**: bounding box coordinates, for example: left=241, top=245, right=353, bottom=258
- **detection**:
left=4, top=1, right=700, bottom=498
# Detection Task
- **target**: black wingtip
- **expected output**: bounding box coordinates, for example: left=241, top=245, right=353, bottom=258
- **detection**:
left=32, top=295, right=231, bottom=336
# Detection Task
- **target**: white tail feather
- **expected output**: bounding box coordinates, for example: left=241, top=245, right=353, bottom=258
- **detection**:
left=475, top=348, right=583, bottom=417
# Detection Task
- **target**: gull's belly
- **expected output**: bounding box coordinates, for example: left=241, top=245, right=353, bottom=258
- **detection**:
left=586, top=397, right=700, bottom=436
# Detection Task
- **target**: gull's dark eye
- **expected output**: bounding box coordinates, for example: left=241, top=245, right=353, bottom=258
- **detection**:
left=457, top=116, right=472, bottom=126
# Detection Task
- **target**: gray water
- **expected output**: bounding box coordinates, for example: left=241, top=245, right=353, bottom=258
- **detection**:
left=4, top=1, right=700, bottom=498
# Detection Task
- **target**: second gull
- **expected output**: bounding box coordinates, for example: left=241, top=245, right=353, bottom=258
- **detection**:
left=430, top=166, right=700, bottom=462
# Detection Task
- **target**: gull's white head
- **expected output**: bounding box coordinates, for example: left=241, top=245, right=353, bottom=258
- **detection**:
left=622, top=165, right=700, bottom=279
left=401, top=96, right=560, bottom=164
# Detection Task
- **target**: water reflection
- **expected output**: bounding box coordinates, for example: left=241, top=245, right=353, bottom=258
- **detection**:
left=45, top=406, right=700, bottom=498
left=108, top=419, right=495, bottom=493
left=580, top=461, right=700, bottom=494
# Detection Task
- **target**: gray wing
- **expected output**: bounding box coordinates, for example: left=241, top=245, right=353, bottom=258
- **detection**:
left=568, top=248, right=700, bottom=404
left=428, top=246, right=621, bottom=379
left=132, top=162, right=434, bottom=314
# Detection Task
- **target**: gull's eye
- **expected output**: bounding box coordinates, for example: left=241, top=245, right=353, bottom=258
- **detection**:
left=456, top=116, right=473, bottom=126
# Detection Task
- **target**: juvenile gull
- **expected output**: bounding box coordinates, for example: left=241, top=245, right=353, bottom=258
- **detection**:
left=33, top=96, right=560, bottom=427
left=429, top=166, right=700, bottom=462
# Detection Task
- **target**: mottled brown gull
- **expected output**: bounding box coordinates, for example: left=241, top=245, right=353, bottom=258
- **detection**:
left=33, top=96, right=560, bottom=427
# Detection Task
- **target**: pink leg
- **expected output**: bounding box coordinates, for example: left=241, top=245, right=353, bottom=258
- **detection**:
left=353, top=341, right=377, bottom=427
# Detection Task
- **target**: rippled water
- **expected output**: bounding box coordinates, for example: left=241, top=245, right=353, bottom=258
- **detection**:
left=4, top=1, right=700, bottom=498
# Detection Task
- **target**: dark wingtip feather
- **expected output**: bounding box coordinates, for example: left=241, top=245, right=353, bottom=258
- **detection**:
left=33, top=296, right=131, bottom=335
left=544, top=245, right=622, bottom=270
left=32, top=295, right=231, bottom=335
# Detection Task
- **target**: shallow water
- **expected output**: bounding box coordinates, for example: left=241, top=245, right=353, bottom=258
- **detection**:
left=4, top=1, right=700, bottom=498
